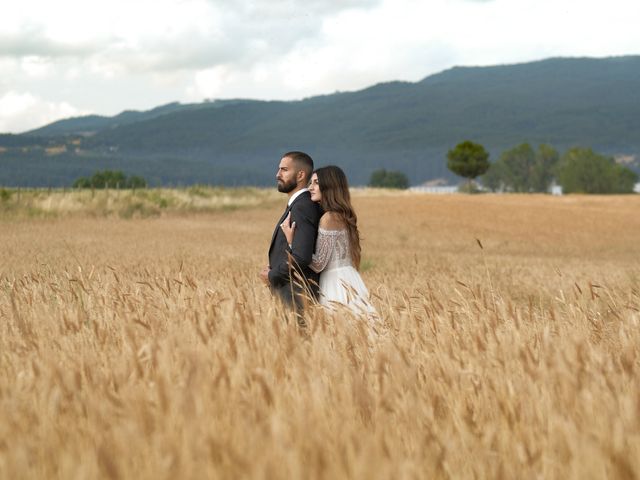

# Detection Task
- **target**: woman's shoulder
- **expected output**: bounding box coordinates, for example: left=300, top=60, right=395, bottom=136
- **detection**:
left=319, top=211, right=346, bottom=230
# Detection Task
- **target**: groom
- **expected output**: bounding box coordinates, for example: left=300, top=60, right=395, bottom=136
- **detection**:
left=260, top=151, right=322, bottom=314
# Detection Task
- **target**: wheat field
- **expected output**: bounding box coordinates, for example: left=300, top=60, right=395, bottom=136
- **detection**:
left=1, top=190, right=639, bottom=479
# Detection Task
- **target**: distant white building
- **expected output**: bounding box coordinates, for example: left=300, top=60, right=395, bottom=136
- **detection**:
left=410, top=178, right=459, bottom=194
left=550, top=183, right=563, bottom=196
left=634, top=182, right=640, bottom=193
left=410, top=185, right=459, bottom=194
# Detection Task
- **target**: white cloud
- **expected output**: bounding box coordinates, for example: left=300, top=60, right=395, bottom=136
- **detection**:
left=182, top=0, right=640, bottom=104
left=187, top=65, right=233, bottom=99
left=21, top=56, right=53, bottom=77
left=0, top=0, right=639, bottom=132
left=0, top=91, right=87, bottom=133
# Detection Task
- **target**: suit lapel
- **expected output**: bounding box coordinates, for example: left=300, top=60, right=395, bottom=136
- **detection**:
left=269, top=204, right=291, bottom=250
left=268, top=191, right=310, bottom=253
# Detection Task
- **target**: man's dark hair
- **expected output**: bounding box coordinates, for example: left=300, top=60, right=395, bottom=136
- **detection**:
left=283, top=151, right=314, bottom=182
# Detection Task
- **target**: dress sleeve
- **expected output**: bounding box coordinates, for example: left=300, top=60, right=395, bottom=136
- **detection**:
left=309, top=229, right=337, bottom=273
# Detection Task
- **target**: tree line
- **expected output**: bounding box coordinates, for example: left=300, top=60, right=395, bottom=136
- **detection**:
left=447, top=141, right=638, bottom=193
left=70, top=154, right=636, bottom=194
left=73, top=170, right=147, bottom=189
left=368, top=169, right=409, bottom=189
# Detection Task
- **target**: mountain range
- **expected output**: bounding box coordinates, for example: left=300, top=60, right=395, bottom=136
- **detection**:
left=1, top=55, right=639, bottom=187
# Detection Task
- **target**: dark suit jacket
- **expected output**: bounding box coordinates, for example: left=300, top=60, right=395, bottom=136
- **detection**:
left=268, top=190, right=322, bottom=307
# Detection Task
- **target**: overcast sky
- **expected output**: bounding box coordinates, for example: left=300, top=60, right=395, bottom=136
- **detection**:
left=1, top=0, right=639, bottom=133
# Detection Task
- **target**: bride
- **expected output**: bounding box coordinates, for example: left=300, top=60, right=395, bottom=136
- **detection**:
left=280, top=165, right=377, bottom=318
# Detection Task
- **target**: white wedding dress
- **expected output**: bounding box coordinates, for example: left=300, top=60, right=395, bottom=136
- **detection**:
left=310, top=227, right=377, bottom=317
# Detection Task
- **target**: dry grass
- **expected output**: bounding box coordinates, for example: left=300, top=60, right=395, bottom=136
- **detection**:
left=0, top=186, right=282, bottom=218
left=1, top=191, right=639, bottom=479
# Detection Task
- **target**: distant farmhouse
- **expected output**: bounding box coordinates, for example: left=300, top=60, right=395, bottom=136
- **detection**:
left=410, top=179, right=639, bottom=195
left=410, top=178, right=458, bottom=194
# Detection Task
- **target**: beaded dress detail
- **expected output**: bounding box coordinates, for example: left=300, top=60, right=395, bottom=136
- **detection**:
left=310, top=228, right=352, bottom=272
left=309, top=228, right=377, bottom=317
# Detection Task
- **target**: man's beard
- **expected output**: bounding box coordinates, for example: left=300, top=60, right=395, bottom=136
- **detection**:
left=277, top=178, right=297, bottom=193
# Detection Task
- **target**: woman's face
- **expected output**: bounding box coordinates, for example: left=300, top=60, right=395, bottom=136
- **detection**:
left=308, top=173, right=322, bottom=202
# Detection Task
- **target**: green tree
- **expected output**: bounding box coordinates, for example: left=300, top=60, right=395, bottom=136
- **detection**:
left=73, top=177, right=91, bottom=188
left=500, top=143, right=535, bottom=192
left=368, top=169, right=409, bottom=189
left=126, top=175, right=147, bottom=189
left=612, top=164, right=639, bottom=193
left=481, top=143, right=559, bottom=192
left=556, top=147, right=638, bottom=193
left=73, top=170, right=148, bottom=189
left=369, top=169, right=388, bottom=188
left=446, top=141, right=490, bottom=191
left=91, top=170, right=127, bottom=188
left=531, top=144, right=560, bottom=192
left=0, top=188, right=12, bottom=202
left=481, top=160, right=508, bottom=192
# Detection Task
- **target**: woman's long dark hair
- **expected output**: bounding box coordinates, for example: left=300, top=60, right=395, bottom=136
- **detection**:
left=314, top=166, right=361, bottom=269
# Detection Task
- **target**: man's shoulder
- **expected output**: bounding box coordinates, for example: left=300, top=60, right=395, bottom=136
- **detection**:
left=290, top=191, right=313, bottom=208
left=291, top=193, right=321, bottom=217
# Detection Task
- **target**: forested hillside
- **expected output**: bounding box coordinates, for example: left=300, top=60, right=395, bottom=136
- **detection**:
left=2, top=56, right=639, bottom=187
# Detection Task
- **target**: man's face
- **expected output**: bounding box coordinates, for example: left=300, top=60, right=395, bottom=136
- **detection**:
left=276, top=156, right=299, bottom=193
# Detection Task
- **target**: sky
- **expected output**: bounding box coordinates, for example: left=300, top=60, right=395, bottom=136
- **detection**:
left=1, top=0, right=639, bottom=133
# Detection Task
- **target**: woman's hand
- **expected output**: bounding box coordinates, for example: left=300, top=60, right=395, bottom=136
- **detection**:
left=280, top=212, right=296, bottom=245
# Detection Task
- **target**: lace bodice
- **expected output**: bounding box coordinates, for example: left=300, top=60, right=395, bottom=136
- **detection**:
left=310, top=228, right=352, bottom=272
